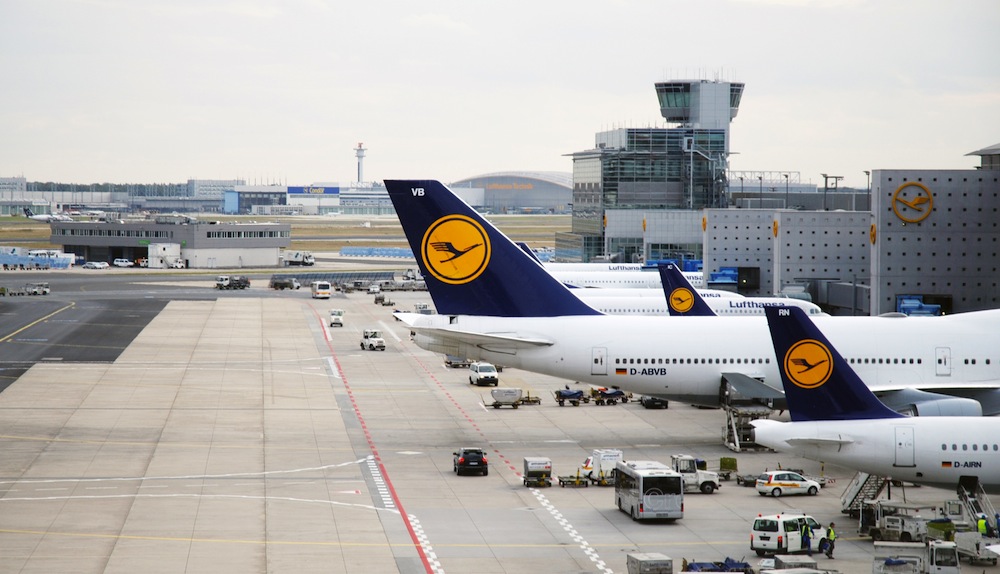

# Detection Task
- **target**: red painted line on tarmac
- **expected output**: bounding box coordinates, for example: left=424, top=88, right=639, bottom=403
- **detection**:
left=310, top=306, right=435, bottom=574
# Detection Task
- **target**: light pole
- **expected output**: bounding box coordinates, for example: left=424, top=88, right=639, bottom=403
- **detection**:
left=739, top=176, right=744, bottom=205
left=864, top=170, right=871, bottom=210
left=783, top=173, right=789, bottom=208
left=757, top=176, right=763, bottom=208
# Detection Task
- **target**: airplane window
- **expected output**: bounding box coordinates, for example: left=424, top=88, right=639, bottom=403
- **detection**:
left=952, top=444, right=958, bottom=450
left=973, top=444, right=978, bottom=451
left=963, top=444, right=968, bottom=451
left=941, top=444, right=947, bottom=450
left=972, top=359, right=976, bottom=365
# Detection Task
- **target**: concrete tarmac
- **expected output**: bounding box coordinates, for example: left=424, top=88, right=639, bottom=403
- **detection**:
left=0, top=288, right=975, bottom=574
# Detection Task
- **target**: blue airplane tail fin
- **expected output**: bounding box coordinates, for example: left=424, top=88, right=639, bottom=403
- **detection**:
left=657, top=263, right=717, bottom=316
left=516, top=242, right=543, bottom=264
left=763, top=306, right=903, bottom=422
left=383, top=180, right=601, bottom=317
left=23, top=207, right=34, bottom=218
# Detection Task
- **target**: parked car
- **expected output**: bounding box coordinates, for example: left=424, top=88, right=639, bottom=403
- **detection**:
left=469, top=362, right=499, bottom=386
left=453, top=447, right=488, bottom=476
left=755, top=470, right=821, bottom=497
left=639, top=395, right=669, bottom=409
left=82, top=261, right=108, bottom=269
left=113, top=258, right=133, bottom=267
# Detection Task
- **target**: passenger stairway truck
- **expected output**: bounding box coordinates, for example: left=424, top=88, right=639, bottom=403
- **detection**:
left=872, top=540, right=961, bottom=574
left=928, top=477, right=1000, bottom=565
left=670, top=454, right=721, bottom=494
left=841, top=471, right=890, bottom=517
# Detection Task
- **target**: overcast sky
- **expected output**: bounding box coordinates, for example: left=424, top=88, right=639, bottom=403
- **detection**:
left=2, top=0, right=998, bottom=189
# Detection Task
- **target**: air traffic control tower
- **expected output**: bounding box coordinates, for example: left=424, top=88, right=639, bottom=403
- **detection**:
left=559, top=79, right=744, bottom=263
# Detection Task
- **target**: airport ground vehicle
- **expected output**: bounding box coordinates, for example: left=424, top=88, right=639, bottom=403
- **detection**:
left=755, top=470, right=821, bottom=497
left=553, top=388, right=589, bottom=406
left=25, top=282, right=50, bottom=295
left=311, top=281, right=332, bottom=299
left=872, top=541, right=961, bottom=574
left=639, top=395, right=668, bottom=409
left=215, top=275, right=250, bottom=290
left=469, top=362, right=499, bottom=386
left=270, top=277, right=301, bottom=290
left=580, top=449, right=624, bottom=485
left=360, top=329, right=385, bottom=351
left=329, top=309, right=344, bottom=327
left=113, top=258, right=133, bottom=267
left=283, top=251, right=315, bottom=266
left=750, top=512, right=826, bottom=557
left=860, top=501, right=939, bottom=542
left=590, top=386, right=629, bottom=405
left=445, top=354, right=470, bottom=368
left=453, top=448, right=488, bottom=476
left=522, top=457, right=552, bottom=487
left=670, top=454, right=721, bottom=494
left=614, top=460, right=684, bottom=521
left=484, top=388, right=521, bottom=409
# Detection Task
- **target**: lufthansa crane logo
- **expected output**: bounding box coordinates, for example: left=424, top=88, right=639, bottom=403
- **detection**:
left=783, top=339, right=834, bottom=389
left=420, top=215, right=490, bottom=284
left=668, top=287, right=695, bottom=314
left=892, top=182, right=933, bottom=223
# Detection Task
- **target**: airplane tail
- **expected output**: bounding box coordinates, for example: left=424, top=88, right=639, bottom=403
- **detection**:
left=23, top=207, right=34, bottom=218
left=383, top=180, right=601, bottom=317
left=763, top=306, right=903, bottom=422
left=657, top=263, right=717, bottom=316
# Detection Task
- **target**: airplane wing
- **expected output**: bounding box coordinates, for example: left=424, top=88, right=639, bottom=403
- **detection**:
left=394, top=312, right=554, bottom=349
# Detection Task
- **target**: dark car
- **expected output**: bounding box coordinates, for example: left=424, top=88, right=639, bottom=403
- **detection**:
left=639, top=395, right=669, bottom=409
left=453, top=447, right=489, bottom=476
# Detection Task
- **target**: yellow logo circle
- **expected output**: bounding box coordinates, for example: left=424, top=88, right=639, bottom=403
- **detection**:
left=892, top=182, right=933, bottom=223
left=420, top=215, right=490, bottom=285
left=668, top=287, right=695, bottom=313
left=783, top=339, right=833, bottom=389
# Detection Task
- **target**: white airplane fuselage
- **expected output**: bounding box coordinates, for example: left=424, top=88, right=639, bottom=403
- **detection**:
left=404, top=311, right=1000, bottom=406
left=549, top=269, right=704, bottom=289
left=752, top=417, right=1000, bottom=493
left=571, top=293, right=824, bottom=316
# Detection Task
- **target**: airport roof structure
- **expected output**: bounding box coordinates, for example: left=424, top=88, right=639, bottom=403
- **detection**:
left=966, top=142, right=1000, bottom=157
left=451, top=171, right=572, bottom=189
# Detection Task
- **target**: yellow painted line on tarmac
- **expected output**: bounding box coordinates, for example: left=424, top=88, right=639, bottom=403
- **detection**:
left=0, top=302, right=76, bottom=343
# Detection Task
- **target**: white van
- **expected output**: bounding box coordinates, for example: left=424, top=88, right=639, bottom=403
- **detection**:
left=113, top=258, right=133, bottom=267
left=311, top=281, right=332, bottom=299
left=750, top=512, right=827, bottom=556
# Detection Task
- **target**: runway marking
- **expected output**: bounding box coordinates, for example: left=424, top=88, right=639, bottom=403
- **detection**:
left=531, top=488, right=613, bottom=574
left=0, top=459, right=368, bottom=486
left=0, top=302, right=76, bottom=343
left=315, top=305, right=439, bottom=574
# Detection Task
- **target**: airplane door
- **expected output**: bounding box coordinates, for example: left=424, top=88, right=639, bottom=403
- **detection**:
left=894, top=426, right=915, bottom=467
left=591, top=347, right=607, bottom=376
left=935, top=347, right=951, bottom=376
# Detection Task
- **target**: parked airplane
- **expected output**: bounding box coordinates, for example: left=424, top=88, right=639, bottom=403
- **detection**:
left=384, top=179, right=1000, bottom=414
left=752, top=306, right=1000, bottom=494
left=516, top=243, right=727, bottom=299
left=657, top=263, right=826, bottom=316
left=23, top=207, right=73, bottom=222
left=549, top=268, right=705, bottom=288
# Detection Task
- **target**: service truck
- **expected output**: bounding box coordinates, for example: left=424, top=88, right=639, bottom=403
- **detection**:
left=670, top=454, right=721, bottom=494
left=283, top=251, right=315, bottom=266
left=360, top=329, right=385, bottom=351
left=872, top=540, right=960, bottom=574
left=215, top=275, right=250, bottom=290
left=860, top=500, right=938, bottom=542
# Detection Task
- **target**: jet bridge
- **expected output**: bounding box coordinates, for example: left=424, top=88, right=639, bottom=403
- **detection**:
left=719, top=372, right=785, bottom=452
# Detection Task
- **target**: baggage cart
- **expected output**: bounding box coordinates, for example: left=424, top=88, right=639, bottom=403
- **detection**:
left=484, top=388, right=522, bottom=409
left=553, top=388, right=589, bottom=406
left=522, top=457, right=552, bottom=487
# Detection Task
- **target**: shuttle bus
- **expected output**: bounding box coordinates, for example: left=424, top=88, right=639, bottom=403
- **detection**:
left=311, top=281, right=332, bottom=299
left=614, top=460, right=684, bottom=521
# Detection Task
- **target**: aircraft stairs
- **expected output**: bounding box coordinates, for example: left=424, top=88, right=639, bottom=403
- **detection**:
left=957, top=476, right=998, bottom=532
left=719, top=375, right=780, bottom=453
left=840, top=472, right=888, bottom=517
